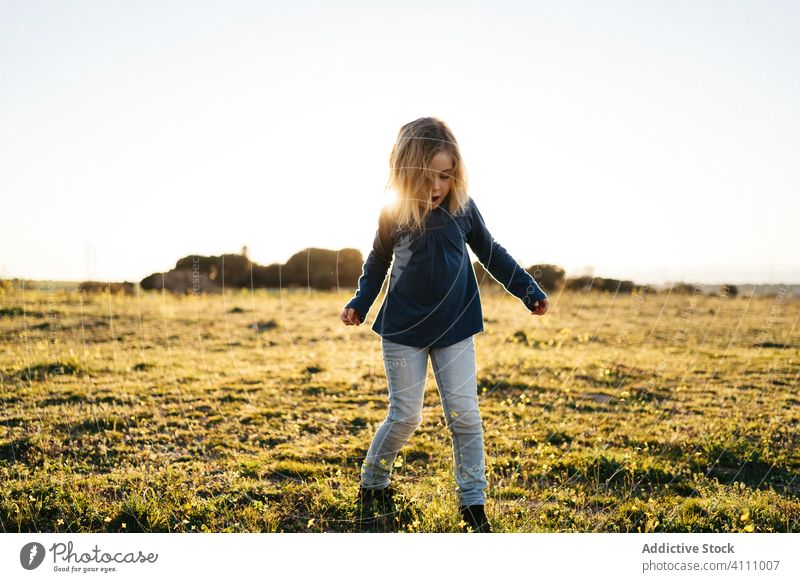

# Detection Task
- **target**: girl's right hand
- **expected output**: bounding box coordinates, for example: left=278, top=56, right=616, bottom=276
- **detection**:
left=340, top=307, right=362, bottom=326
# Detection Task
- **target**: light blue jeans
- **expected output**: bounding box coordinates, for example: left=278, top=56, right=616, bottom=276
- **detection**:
left=360, top=335, right=488, bottom=506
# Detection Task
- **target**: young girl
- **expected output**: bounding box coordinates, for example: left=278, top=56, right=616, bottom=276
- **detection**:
left=340, top=117, right=549, bottom=533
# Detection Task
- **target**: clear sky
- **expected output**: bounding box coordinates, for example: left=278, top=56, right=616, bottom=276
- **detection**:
left=1, top=0, right=798, bottom=285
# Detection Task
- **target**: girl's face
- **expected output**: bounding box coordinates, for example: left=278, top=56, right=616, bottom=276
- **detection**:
left=427, top=150, right=455, bottom=209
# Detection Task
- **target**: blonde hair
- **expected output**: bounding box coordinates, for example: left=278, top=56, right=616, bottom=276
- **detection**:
left=384, top=117, right=470, bottom=234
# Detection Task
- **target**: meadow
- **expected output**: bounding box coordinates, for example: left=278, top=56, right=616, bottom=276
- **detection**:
left=0, top=282, right=798, bottom=532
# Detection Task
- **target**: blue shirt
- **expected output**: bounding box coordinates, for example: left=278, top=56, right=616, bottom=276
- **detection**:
left=345, top=194, right=547, bottom=348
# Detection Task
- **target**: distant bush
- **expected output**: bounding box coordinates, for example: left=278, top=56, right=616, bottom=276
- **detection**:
left=526, top=264, right=565, bottom=293
left=670, top=283, right=702, bottom=295
left=78, top=281, right=135, bottom=295
left=175, top=254, right=252, bottom=287
left=281, top=248, right=363, bottom=289
left=472, top=262, right=565, bottom=297
left=140, top=269, right=213, bottom=293
left=564, top=276, right=638, bottom=295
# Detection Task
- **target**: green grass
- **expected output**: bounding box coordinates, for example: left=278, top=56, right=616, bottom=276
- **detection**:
left=0, top=284, right=798, bottom=532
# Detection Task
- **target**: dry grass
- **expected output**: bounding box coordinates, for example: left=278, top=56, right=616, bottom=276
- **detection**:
left=0, top=283, right=798, bottom=532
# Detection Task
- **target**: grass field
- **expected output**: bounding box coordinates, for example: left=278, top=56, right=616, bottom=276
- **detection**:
left=1, top=282, right=798, bottom=532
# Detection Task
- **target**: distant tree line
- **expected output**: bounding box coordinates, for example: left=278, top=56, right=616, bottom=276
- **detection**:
left=139, top=248, right=365, bottom=293
left=132, top=250, right=728, bottom=298
left=0, top=251, right=750, bottom=298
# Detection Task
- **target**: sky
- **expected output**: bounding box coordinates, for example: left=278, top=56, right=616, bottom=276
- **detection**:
left=1, top=0, right=798, bottom=285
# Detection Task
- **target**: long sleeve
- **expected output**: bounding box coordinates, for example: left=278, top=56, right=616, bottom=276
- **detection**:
left=466, top=197, right=547, bottom=309
left=345, top=206, right=394, bottom=321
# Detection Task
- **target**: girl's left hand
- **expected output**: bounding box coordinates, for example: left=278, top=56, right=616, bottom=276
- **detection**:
left=530, top=297, right=549, bottom=316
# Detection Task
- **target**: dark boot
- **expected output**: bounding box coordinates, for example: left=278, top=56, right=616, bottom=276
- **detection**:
left=460, top=504, right=492, bottom=533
